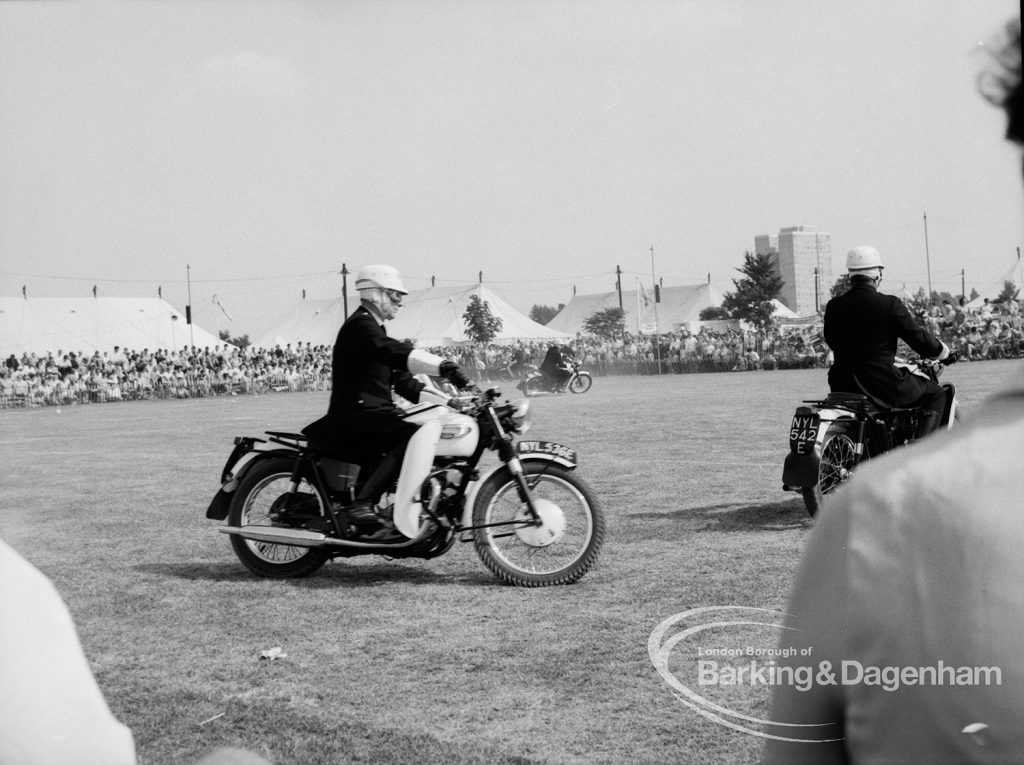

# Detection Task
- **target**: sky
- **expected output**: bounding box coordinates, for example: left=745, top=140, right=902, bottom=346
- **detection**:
left=1, top=0, right=1021, bottom=339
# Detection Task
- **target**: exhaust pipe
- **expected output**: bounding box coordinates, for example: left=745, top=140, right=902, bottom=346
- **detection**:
left=219, top=525, right=328, bottom=547
left=218, top=523, right=439, bottom=550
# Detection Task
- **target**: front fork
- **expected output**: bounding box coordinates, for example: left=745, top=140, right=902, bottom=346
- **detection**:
left=489, top=410, right=543, bottom=526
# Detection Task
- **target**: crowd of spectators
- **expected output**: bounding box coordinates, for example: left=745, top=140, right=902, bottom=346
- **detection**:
left=0, top=343, right=332, bottom=408
left=2, top=296, right=1021, bottom=409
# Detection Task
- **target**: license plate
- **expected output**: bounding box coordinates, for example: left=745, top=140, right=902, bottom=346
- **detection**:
left=516, top=440, right=577, bottom=465
left=789, top=415, right=819, bottom=455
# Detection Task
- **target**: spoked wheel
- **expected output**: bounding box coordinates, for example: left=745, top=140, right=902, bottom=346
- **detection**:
left=471, top=463, right=604, bottom=586
left=801, top=427, right=858, bottom=517
left=227, top=457, right=329, bottom=578
left=519, top=376, right=547, bottom=397
left=568, top=373, right=592, bottom=394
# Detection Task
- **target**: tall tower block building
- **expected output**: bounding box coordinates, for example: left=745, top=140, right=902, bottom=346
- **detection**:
left=755, top=226, right=832, bottom=316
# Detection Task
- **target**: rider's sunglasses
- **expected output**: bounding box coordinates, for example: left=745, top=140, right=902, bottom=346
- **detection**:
left=384, top=289, right=404, bottom=303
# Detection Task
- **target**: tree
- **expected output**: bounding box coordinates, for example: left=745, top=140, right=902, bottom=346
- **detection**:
left=699, top=306, right=729, bottom=320
left=721, top=251, right=784, bottom=331
left=582, top=307, right=625, bottom=339
left=969, top=288, right=980, bottom=302
left=996, top=280, right=1020, bottom=303
left=462, top=294, right=503, bottom=344
left=529, top=304, right=563, bottom=325
left=218, top=330, right=251, bottom=349
left=829, top=274, right=852, bottom=299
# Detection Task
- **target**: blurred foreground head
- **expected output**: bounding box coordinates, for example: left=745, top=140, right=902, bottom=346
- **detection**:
left=979, top=19, right=1022, bottom=162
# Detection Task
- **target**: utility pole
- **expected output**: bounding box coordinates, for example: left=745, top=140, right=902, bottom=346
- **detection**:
left=341, top=263, right=349, bottom=318
left=186, top=264, right=195, bottom=349
left=815, top=234, right=822, bottom=313
left=615, top=265, right=623, bottom=311
left=961, top=269, right=966, bottom=300
left=923, top=212, right=933, bottom=301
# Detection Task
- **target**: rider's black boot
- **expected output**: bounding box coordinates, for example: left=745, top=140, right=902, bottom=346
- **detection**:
left=344, top=499, right=384, bottom=530
left=914, top=411, right=942, bottom=439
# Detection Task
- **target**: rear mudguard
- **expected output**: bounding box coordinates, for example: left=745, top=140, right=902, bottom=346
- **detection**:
left=782, top=407, right=856, bottom=490
left=205, top=446, right=298, bottom=520
left=782, top=450, right=820, bottom=490
left=460, top=452, right=576, bottom=530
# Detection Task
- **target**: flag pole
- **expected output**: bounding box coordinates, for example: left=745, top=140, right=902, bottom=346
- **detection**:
left=635, top=278, right=642, bottom=335
left=650, top=246, right=662, bottom=374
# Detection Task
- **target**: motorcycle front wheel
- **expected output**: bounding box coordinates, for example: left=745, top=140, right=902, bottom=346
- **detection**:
left=801, top=425, right=858, bottom=517
left=471, top=463, right=605, bottom=586
left=568, top=373, right=592, bottom=394
left=227, top=456, right=330, bottom=578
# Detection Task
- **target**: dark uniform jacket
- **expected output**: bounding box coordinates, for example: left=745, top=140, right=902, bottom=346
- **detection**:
left=303, top=306, right=424, bottom=455
left=824, top=279, right=944, bottom=407
left=540, top=346, right=567, bottom=376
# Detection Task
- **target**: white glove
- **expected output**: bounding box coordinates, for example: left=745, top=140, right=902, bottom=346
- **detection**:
left=407, top=348, right=445, bottom=376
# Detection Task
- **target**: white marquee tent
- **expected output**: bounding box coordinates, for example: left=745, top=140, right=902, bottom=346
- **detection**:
left=0, top=297, right=227, bottom=356
left=546, top=283, right=727, bottom=336
left=255, top=283, right=571, bottom=349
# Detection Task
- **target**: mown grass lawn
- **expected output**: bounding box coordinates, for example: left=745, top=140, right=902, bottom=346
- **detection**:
left=0, top=361, right=1010, bottom=764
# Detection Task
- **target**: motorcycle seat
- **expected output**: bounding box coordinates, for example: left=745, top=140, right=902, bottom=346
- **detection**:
left=305, top=440, right=368, bottom=464
left=824, top=392, right=871, bottom=405
left=265, top=430, right=307, bottom=441
left=264, top=431, right=366, bottom=463
left=823, top=391, right=889, bottom=417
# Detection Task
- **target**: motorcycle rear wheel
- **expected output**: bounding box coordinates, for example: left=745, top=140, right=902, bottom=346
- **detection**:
left=802, top=426, right=858, bottom=517
left=568, top=373, right=592, bottom=394
left=471, top=463, right=605, bottom=586
left=227, top=457, right=330, bottom=578
left=520, top=376, right=546, bottom=397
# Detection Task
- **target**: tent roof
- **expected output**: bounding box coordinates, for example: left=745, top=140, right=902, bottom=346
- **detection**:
left=769, top=298, right=801, bottom=319
left=0, top=297, right=226, bottom=356
left=546, top=283, right=727, bottom=335
left=254, top=283, right=570, bottom=349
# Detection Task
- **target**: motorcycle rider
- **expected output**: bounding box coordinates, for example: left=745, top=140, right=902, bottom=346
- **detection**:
left=823, top=245, right=951, bottom=438
left=539, top=343, right=572, bottom=391
left=301, top=264, right=470, bottom=537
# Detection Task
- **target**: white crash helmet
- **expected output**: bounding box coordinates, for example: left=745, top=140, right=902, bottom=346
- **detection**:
left=354, top=264, right=408, bottom=295
left=846, top=245, right=884, bottom=273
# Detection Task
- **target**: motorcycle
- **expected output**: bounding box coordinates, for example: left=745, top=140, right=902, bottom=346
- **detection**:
left=782, top=356, right=958, bottom=517
left=518, top=359, right=593, bottom=396
left=205, top=379, right=605, bottom=586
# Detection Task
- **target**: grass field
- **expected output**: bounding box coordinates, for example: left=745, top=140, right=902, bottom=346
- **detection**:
left=1, top=360, right=1015, bottom=764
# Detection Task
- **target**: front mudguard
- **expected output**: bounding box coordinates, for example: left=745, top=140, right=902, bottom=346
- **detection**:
left=461, top=452, right=576, bottom=530
left=941, top=382, right=957, bottom=428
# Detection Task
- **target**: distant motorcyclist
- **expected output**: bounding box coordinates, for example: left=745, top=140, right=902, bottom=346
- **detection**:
left=823, top=245, right=951, bottom=438
left=539, top=344, right=572, bottom=391
left=302, top=264, right=470, bottom=537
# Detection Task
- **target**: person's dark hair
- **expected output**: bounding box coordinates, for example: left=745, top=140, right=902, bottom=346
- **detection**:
left=979, top=19, right=1022, bottom=147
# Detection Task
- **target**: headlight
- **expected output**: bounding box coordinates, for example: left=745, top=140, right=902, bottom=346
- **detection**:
left=510, top=399, right=531, bottom=434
